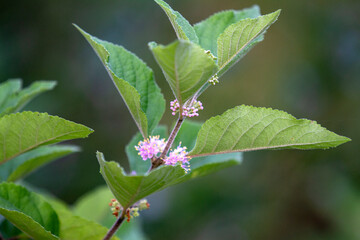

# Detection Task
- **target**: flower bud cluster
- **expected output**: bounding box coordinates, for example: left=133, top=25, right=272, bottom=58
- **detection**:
left=135, top=137, right=191, bottom=172
left=135, top=136, right=166, bottom=160
left=109, top=198, right=121, bottom=217
left=170, top=99, right=180, bottom=115
left=204, top=50, right=217, bottom=60
left=109, top=198, right=150, bottom=221
left=170, top=99, right=203, bottom=117
left=138, top=199, right=151, bottom=210
left=125, top=207, right=139, bottom=222
left=208, top=74, right=219, bottom=85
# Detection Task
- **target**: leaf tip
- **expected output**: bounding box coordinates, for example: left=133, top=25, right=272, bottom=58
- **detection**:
left=88, top=127, right=95, bottom=134
left=263, top=9, right=281, bottom=23
left=148, top=41, right=158, bottom=50
left=43, top=80, right=57, bottom=89
left=154, top=0, right=167, bottom=7
left=72, top=23, right=86, bottom=36
left=273, top=9, right=282, bottom=18
left=338, top=136, right=351, bottom=145
left=72, top=24, right=92, bottom=41
left=96, top=151, right=104, bottom=161
left=72, top=23, right=82, bottom=31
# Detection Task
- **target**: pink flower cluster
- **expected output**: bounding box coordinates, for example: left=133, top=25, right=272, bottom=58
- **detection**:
left=135, top=136, right=166, bottom=160
left=135, top=137, right=190, bottom=172
left=170, top=99, right=180, bottom=115
left=170, top=99, right=203, bottom=117
left=164, top=144, right=190, bottom=173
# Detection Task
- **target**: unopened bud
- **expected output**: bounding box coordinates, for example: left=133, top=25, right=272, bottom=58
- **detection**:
left=109, top=199, right=122, bottom=217
left=170, top=99, right=204, bottom=118
left=204, top=50, right=217, bottom=60
left=138, top=199, right=150, bottom=210
left=208, top=74, right=219, bottom=85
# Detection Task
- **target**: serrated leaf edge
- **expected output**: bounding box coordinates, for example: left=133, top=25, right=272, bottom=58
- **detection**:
left=75, top=24, right=152, bottom=138
left=97, top=151, right=186, bottom=208
left=217, top=10, right=281, bottom=74
left=189, top=105, right=351, bottom=157
left=0, top=111, right=93, bottom=164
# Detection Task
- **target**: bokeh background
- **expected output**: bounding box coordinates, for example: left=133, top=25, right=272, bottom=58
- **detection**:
left=1, top=0, right=359, bottom=239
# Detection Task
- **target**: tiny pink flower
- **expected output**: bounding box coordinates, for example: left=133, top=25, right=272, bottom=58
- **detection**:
left=170, top=99, right=203, bottom=118
left=135, top=136, right=166, bottom=160
left=164, top=144, right=190, bottom=172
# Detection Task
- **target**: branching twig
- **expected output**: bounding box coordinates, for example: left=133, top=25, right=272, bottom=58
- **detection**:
left=105, top=117, right=185, bottom=238
left=151, top=117, right=184, bottom=169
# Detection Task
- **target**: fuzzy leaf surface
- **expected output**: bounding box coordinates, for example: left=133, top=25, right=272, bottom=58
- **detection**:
left=126, top=126, right=168, bottom=175
left=154, top=0, right=198, bottom=43
left=190, top=105, right=351, bottom=157
left=76, top=25, right=165, bottom=137
left=0, top=145, right=80, bottom=182
left=194, top=5, right=261, bottom=56
left=150, top=40, right=217, bottom=105
left=0, top=80, right=56, bottom=117
left=173, top=120, right=242, bottom=183
left=0, top=112, right=93, bottom=164
left=0, top=182, right=59, bottom=240
left=217, top=10, right=280, bottom=76
left=97, top=151, right=185, bottom=208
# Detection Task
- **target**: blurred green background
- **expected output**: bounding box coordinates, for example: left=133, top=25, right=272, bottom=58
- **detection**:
left=1, top=0, right=359, bottom=239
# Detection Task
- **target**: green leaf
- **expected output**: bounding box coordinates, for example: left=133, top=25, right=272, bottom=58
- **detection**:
left=97, top=151, right=185, bottom=208
left=173, top=120, right=242, bottom=183
left=0, top=80, right=56, bottom=117
left=73, top=186, right=147, bottom=240
left=0, top=182, right=59, bottom=239
left=75, top=25, right=165, bottom=138
left=0, top=79, right=22, bottom=110
left=126, top=125, right=168, bottom=175
left=150, top=40, right=218, bottom=105
left=154, top=0, right=198, bottom=43
left=217, top=10, right=281, bottom=76
left=190, top=105, right=351, bottom=157
left=73, top=186, right=115, bottom=227
left=194, top=5, right=261, bottom=56
left=0, top=145, right=80, bottom=182
left=173, top=120, right=201, bottom=149
left=50, top=201, right=119, bottom=240
left=15, top=181, right=118, bottom=240
left=0, top=111, right=93, bottom=165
